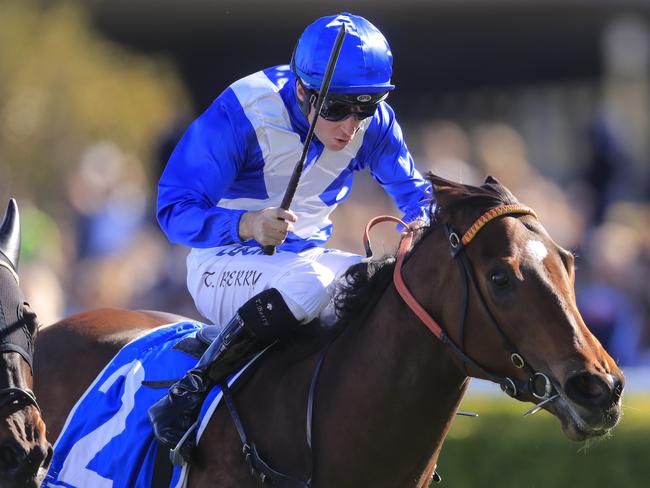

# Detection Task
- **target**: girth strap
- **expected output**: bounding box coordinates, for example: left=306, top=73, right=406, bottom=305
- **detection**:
left=221, top=383, right=310, bottom=488
left=218, top=341, right=332, bottom=487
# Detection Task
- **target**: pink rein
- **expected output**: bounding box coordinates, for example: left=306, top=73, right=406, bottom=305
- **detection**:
left=363, top=215, right=444, bottom=339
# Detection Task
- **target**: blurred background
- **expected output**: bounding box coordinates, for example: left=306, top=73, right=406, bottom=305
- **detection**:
left=1, top=1, right=648, bottom=485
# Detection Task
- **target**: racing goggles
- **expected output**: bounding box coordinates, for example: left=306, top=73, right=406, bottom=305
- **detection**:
left=315, top=92, right=389, bottom=121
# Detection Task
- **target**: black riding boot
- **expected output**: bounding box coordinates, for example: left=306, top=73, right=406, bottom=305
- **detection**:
left=147, top=288, right=299, bottom=464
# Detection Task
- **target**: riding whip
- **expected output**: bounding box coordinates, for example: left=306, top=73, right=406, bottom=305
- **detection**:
left=262, top=23, right=347, bottom=256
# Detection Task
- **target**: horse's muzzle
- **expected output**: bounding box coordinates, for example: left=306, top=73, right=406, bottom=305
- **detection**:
left=551, top=370, right=624, bottom=441
left=0, top=438, right=52, bottom=488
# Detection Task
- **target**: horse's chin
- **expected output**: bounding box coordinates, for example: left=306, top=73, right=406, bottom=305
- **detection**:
left=0, top=459, right=51, bottom=488
left=546, top=394, right=622, bottom=442
left=0, top=475, right=43, bottom=488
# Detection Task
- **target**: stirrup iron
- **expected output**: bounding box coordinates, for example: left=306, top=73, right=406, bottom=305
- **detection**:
left=169, top=419, right=199, bottom=465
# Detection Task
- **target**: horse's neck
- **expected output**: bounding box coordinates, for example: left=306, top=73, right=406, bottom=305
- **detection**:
left=318, top=236, right=468, bottom=485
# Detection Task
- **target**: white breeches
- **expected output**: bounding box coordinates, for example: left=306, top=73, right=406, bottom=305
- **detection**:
left=186, top=245, right=362, bottom=327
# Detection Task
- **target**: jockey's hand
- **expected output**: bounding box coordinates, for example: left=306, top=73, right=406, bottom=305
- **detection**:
left=239, top=207, right=298, bottom=246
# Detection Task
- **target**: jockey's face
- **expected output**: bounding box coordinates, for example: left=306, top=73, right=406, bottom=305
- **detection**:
left=296, top=82, right=364, bottom=151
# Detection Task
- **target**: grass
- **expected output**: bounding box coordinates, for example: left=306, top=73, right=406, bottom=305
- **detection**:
left=432, top=394, right=650, bottom=487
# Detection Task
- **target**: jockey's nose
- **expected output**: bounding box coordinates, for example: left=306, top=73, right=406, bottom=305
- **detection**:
left=340, top=116, right=359, bottom=136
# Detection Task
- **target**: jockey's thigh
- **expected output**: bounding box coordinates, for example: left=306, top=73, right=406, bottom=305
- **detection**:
left=186, top=246, right=361, bottom=328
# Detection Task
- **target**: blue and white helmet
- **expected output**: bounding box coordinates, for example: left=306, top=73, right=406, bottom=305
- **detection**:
left=293, top=13, right=395, bottom=95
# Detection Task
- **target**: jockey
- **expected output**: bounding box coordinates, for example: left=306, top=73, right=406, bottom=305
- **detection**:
left=148, top=12, right=432, bottom=462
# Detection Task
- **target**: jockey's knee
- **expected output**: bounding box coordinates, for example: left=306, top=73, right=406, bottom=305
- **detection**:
left=275, top=264, right=335, bottom=323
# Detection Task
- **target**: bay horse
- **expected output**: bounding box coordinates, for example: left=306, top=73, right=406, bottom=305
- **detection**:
left=0, top=200, right=51, bottom=488
left=23, top=174, right=628, bottom=486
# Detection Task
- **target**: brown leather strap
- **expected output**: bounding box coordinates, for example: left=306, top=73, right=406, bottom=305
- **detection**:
left=362, top=215, right=408, bottom=258
left=393, top=229, right=444, bottom=339
left=363, top=215, right=444, bottom=339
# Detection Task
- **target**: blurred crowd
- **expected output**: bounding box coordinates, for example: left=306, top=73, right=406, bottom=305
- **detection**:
left=13, top=110, right=650, bottom=368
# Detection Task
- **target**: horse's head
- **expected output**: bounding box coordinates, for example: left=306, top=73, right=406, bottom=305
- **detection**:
left=0, top=200, right=51, bottom=487
left=428, top=174, right=624, bottom=441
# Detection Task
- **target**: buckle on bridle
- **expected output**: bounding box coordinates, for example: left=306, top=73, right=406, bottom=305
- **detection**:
left=511, top=353, right=525, bottom=369
left=448, top=232, right=460, bottom=249
left=500, top=378, right=518, bottom=397
left=530, top=372, right=553, bottom=400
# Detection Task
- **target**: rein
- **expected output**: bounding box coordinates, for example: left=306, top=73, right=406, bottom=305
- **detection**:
left=363, top=205, right=557, bottom=402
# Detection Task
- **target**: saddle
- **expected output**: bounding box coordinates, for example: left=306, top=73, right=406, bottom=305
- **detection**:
left=160, top=321, right=328, bottom=488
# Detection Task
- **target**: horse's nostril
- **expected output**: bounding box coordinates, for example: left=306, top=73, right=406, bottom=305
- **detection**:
left=43, top=445, right=53, bottom=469
left=27, top=445, right=47, bottom=469
left=565, top=372, right=613, bottom=408
left=0, top=441, right=22, bottom=472
left=0, top=441, right=50, bottom=482
left=576, top=375, right=602, bottom=398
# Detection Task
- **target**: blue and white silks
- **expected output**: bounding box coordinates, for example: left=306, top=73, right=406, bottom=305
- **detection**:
left=157, top=65, right=432, bottom=253
left=42, top=322, right=257, bottom=488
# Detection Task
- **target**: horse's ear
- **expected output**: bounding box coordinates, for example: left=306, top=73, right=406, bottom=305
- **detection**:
left=482, top=175, right=519, bottom=203
left=427, top=173, right=473, bottom=208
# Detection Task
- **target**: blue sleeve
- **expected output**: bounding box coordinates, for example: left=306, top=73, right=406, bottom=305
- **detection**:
left=366, top=103, right=433, bottom=223
left=157, top=90, right=248, bottom=248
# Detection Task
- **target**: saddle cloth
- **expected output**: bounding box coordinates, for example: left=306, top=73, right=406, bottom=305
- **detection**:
left=41, top=321, right=261, bottom=488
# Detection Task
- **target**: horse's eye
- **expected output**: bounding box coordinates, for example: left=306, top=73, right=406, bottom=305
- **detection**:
left=490, top=271, right=510, bottom=288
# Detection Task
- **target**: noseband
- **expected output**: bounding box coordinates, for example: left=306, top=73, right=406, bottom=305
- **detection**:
left=0, top=262, right=41, bottom=413
left=364, top=205, right=556, bottom=402
left=0, top=387, right=39, bottom=413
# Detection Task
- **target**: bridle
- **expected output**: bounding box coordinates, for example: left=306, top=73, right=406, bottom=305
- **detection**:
left=0, top=260, right=41, bottom=414
left=364, top=204, right=557, bottom=405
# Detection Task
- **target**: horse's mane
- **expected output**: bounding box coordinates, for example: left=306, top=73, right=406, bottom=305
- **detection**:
left=333, top=255, right=397, bottom=331
left=333, top=173, right=519, bottom=329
